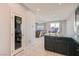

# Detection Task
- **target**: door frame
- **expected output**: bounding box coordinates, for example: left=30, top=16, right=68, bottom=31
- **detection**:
left=11, top=11, right=24, bottom=56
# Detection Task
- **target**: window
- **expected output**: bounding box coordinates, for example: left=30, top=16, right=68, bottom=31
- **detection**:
left=50, top=22, right=60, bottom=33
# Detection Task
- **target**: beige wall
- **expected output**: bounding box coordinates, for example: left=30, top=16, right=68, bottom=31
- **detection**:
left=66, top=12, right=75, bottom=38
left=60, top=21, right=66, bottom=37
left=22, top=9, right=35, bottom=47
left=0, top=4, right=35, bottom=55
left=0, top=4, right=11, bottom=55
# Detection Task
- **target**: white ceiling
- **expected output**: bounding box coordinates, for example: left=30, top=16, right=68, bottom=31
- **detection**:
left=23, top=3, right=79, bottom=23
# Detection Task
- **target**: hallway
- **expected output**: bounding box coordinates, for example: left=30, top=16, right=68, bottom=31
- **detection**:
left=0, top=3, right=79, bottom=56
left=16, top=37, right=64, bottom=56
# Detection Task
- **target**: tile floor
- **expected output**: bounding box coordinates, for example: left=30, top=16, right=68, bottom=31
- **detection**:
left=16, top=37, right=64, bottom=56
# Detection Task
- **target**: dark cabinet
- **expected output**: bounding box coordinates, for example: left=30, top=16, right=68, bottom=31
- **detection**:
left=44, top=36, right=79, bottom=56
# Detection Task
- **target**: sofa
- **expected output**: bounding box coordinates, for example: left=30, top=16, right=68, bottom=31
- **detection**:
left=44, top=35, right=79, bottom=56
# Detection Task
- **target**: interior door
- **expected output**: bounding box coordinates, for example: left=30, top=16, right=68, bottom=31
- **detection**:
left=11, top=12, right=24, bottom=56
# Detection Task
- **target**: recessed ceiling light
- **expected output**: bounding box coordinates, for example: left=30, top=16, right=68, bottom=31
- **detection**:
left=37, top=8, right=40, bottom=12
